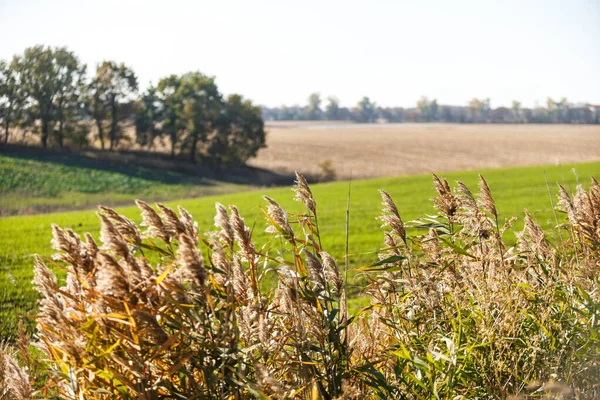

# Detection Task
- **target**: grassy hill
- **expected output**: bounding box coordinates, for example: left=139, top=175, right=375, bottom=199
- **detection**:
left=0, top=147, right=289, bottom=216
left=0, top=160, right=598, bottom=338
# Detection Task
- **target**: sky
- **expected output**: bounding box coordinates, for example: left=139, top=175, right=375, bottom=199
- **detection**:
left=0, top=0, right=599, bottom=108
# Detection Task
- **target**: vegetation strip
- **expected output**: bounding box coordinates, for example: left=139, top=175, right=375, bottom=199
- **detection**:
left=0, top=168, right=598, bottom=398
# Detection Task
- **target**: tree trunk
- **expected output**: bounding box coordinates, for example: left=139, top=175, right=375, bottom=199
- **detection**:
left=110, top=95, right=117, bottom=151
left=170, top=132, right=176, bottom=158
left=189, top=132, right=198, bottom=163
left=57, top=116, right=64, bottom=148
left=57, top=100, right=64, bottom=148
left=2, top=120, right=9, bottom=145
left=41, top=118, right=49, bottom=149
left=96, top=119, right=105, bottom=150
left=2, top=104, right=12, bottom=145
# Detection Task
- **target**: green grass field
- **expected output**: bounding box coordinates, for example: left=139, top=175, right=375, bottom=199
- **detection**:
left=0, top=152, right=251, bottom=215
left=1, top=161, right=598, bottom=338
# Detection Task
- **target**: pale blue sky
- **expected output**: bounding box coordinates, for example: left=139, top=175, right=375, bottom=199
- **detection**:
left=0, top=0, right=598, bottom=108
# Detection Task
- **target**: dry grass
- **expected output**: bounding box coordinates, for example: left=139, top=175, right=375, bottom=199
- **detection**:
left=250, top=123, right=600, bottom=179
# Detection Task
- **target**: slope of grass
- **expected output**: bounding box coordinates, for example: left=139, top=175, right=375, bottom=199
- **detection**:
left=0, top=152, right=251, bottom=215
left=0, top=161, right=598, bottom=338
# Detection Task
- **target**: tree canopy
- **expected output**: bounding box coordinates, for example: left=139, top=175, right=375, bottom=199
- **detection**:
left=0, top=45, right=267, bottom=166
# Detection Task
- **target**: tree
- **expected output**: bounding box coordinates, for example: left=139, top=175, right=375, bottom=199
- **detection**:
left=546, top=97, right=557, bottom=123
left=212, top=94, right=266, bottom=165
left=85, top=79, right=109, bottom=149
left=52, top=48, right=86, bottom=148
left=94, top=61, right=138, bottom=150
left=468, top=98, right=490, bottom=123
left=135, top=85, right=161, bottom=149
left=417, top=97, right=439, bottom=122
left=17, top=46, right=58, bottom=148
left=511, top=100, right=522, bottom=123
left=156, top=75, right=184, bottom=157
left=0, top=58, right=25, bottom=145
left=179, top=72, right=222, bottom=163
left=557, top=97, right=569, bottom=123
left=354, top=96, right=377, bottom=123
left=430, top=99, right=438, bottom=121
left=306, top=92, right=322, bottom=120
left=325, top=96, right=340, bottom=120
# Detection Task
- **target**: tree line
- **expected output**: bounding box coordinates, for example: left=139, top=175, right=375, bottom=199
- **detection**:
left=0, top=45, right=266, bottom=165
left=262, top=93, right=600, bottom=124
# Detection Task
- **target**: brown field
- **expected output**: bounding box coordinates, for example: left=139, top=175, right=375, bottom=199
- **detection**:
left=249, top=122, right=600, bottom=179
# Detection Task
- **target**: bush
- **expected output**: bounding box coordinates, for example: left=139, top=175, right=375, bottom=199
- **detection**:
left=1, top=173, right=599, bottom=399
left=317, top=159, right=336, bottom=182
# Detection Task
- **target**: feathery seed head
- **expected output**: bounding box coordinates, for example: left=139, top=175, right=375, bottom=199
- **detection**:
left=264, top=196, right=294, bottom=237
left=557, top=184, right=577, bottom=225
left=98, top=206, right=142, bottom=244
left=320, top=251, right=343, bottom=296
left=229, top=205, right=256, bottom=259
left=432, top=174, right=460, bottom=218
left=214, top=202, right=234, bottom=248
left=293, top=171, right=316, bottom=215
left=378, top=190, right=406, bottom=245
left=136, top=200, right=170, bottom=242
left=176, top=231, right=206, bottom=289
left=98, top=213, right=129, bottom=259
left=96, top=253, right=130, bottom=299
left=478, top=174, right=498, bottom=218
left=1, top=352, right=32, bottom=400
left=157, top=203, right=185, bottom=236
left=304, top=250, right=326, bottom=291
left=457, top=181, right=477, bottom=211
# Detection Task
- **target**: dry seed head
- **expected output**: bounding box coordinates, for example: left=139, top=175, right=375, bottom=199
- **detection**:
left=1, top=352, right=32, bottom=400
left=320, top=251, right=343, bottom=296
left=229, top=205, right=256, bottom=259
left=32, top=256, right=67, bottom=327
left=178, top=206, right=198, bottom=236
left=84, top=233, right=98, bottom=258
left=157, top=203, right=185, bottom=236
left=135, top=200, right=170, bottom=241
left=32, top=255, right=58, bottom=297
left=478, top=174, right=498, bottom=219
left=214, top=202, right=234, bottom=248
left=422, top=228, right=442, bottom=262
left=176, top=231, right=206, bottom=288
left=378, top=190, right=406, bottom=245
left=232, top=255, right=252, bottom=300
left=50, top=224, right=77, bottom=255
left=457, top=181, right=477, bottom=211
left=573, top=185, right=593, bottom=221
left=98, top=206, right=141, bottom=244
left=293, top=171, right=316, bottom=215
left=96, top=253, right=130, bottom=299
left=557, top=185, right=576, bottom=225
left=383, top=232, right=402, bottom=257
left=210, top=240, right=230, bottom=287
left=263, top=196, right=294, bottom=237
left=98, top=213, right=129, bottom=259
left=432, top=173, right=459, bottom=218
left=523, top=209, right=550, bottom=258
left=304, top=250, right=326, bottom=291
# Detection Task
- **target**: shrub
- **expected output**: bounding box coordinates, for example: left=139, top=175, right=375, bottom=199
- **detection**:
left=317, top=159, right=336, bottom=182
left=1, top=173, right=598, bottom=399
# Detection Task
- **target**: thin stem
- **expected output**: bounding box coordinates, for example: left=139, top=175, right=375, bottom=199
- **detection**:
left=343, top=177, right=351, bottom=348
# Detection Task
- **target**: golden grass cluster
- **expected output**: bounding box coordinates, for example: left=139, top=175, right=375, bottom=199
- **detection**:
left=251, top=123, right=600, bottom=179
left=1, top=172, right=599, bottom=399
